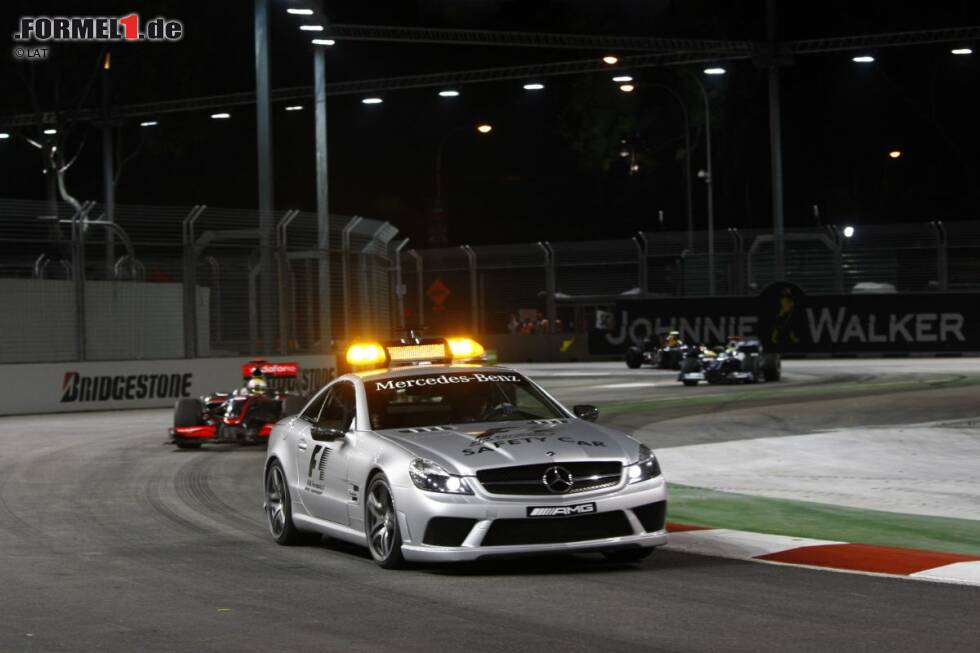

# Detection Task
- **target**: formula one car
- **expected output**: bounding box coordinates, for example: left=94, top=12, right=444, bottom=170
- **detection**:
left=170, top=360, right=308, bottom=449
left=263, top=336, right=667, bottom=568
left=625, top=331, right=687, bottom=370
left=677, top=337, right=781, bottom=386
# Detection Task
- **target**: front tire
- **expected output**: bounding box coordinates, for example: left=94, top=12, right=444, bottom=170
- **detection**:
left=265, top=460, right=312, bottom=546
left=603, top=548, right=654, bottom=563
left=625, top=347, right=643, bottom=369
left=364, top=474, right=405, bottom=569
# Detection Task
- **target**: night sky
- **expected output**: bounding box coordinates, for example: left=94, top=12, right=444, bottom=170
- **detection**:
left=1, top=0, right=978, bottom=246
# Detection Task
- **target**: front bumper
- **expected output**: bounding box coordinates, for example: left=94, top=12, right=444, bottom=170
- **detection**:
left=395, top=476, right=668, bottom=562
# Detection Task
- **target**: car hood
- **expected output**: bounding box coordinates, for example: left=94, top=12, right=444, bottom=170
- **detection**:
left=375, top=418, right=641, bottom=475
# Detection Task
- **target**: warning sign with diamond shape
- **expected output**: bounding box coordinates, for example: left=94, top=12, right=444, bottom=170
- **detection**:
left=426, top=279, right=451, bottom=312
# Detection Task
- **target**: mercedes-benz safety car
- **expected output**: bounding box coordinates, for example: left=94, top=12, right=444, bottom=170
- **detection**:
left=625, top=331, right=686, bottom=370
left=678, top=337, right=781, bottom=386
left=170, top=360, right=308, bottom=449
left=263, top=337, right=667, bottom=568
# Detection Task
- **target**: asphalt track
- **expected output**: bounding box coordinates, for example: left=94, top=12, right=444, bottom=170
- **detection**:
left=1, top=359, right=978, bottom=652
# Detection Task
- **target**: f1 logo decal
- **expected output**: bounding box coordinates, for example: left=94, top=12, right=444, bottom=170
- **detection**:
left=307, top=445, right=323, bottom=478
left=307, top=445, right=332, bottom=480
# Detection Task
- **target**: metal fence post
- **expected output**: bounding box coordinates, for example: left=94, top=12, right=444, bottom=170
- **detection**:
left=181, top=205, right=206, bottom=358
left=932, top=221, right=948, bottom=291
left=276, top=209, right=299, bottom=354
left=537, top=242, right=557, bottom=333
left=461, top=245, right=479, bottom=334
left=634, top=232, right=648, bottom=294
left=407, top=249, right=424, bottom=327
left=341, top=216, right=363, bottom=341
left=393, top=239, right=409, bottom=330
left=72, top=201, right=95, bottom=361
left=728, top=228, right=744, bottom=295
left=826, top=225, right=844, bottom=294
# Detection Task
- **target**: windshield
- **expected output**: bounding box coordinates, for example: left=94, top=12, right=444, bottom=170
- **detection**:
left=364, top=371, right=564, bottom=430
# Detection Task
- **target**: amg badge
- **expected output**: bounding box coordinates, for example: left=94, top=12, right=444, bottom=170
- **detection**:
left=527, top=502, right=596, bottom=518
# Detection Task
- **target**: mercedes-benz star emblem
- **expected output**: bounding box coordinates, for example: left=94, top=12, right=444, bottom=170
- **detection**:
left=542, top=465, right=574, bottom=494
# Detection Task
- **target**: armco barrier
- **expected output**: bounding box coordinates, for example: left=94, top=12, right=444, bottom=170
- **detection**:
left=0, top=354, right=336, bottom=416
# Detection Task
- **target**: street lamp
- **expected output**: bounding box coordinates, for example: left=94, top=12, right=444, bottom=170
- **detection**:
left=704, top=67, right=726, bottom=75
left=951, top=48, right=972, bottom=55
left=619, top=84, right=635, bottom=93
left=843, top=226, right=855, bottom=238
left=311, top=38, right=334, bottom=46
left=139, top=120, right=158, bottom=127
left=852, top=55, right=875, bottom=63
left=888, top=150, right=902, bottom=159
left=602, top=55, right=619, bottom=65
left=612, top=75, right=633, bottom=82
left=438, top=90, right=460, bottom=97
left=432, top=124, right=493, bottom=243
left=523, top=83, right=545, bottom=90
left=691, top=73, right=717, bottom=295
left=210, top=113, right=230, bottom=119
left=361, top=97, right=383, bottom=105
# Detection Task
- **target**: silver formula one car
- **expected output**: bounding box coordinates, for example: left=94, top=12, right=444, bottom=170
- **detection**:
left=264, top=337, right=667, bottom=568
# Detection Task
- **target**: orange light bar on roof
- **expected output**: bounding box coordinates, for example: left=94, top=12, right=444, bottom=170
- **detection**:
left=447, top=337, right=485, bottom=360
left=346, top=342, right=386, bottom=368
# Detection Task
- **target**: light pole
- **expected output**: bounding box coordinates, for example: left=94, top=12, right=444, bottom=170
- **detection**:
left=648, top=83, right=693, bottom=252
left=690, top=73, right=716, bottom=296
left=430, top=123, right=492, bottom=246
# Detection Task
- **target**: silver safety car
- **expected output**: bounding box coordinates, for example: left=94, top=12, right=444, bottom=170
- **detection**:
left=263, top=337, right=667, bottom=568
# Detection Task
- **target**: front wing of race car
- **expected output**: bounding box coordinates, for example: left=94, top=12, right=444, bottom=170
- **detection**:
left=171, top=422, right=274, bottom=443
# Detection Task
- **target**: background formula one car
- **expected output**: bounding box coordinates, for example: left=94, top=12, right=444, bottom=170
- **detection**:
left=625, top=331, right=687, bottom=370
left=170, top=360, right=308, bottom=449
left=678, top=337, right=781, bottom=386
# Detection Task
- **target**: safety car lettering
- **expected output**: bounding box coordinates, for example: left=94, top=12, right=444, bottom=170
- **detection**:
left=374, top=373, right=520, bottom=391
left=461, top=435, right=607, bottom=455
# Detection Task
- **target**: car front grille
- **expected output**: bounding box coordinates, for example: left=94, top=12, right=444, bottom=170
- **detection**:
left=482, top=510, right=633, bottom=546
left=477, top=461, right=622, bottom=495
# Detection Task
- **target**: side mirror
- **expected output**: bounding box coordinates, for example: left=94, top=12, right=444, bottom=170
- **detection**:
left=573, top=405, right=599, bottom=422
left=311, top=425, right=346, bottom=441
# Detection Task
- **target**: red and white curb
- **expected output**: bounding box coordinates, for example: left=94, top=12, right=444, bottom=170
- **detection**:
left=664, top=523, right=980, bottom=586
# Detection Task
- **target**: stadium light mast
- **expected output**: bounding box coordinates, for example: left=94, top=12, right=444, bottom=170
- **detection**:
left=767, top=0, right=787, bottom=282
left=255, top=0, right=276, bottom=354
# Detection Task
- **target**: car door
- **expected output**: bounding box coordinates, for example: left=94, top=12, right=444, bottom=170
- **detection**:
left=293, top=381, right=354, bottom=526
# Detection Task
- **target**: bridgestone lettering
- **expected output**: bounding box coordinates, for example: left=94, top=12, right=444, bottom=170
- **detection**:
left=61, top=371, right=192, bottom=402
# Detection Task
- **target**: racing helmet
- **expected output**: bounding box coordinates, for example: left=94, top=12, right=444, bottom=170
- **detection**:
left=665, top=330, right=681, bottom=347
left=246, top=376, right=268, bottom=395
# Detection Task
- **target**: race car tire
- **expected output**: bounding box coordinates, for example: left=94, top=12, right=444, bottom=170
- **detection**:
left=265, top=460, right=316, bottom=546
left=175, top=441, right=202, bottom=450
left=741, top=356, right=761, bottom=383
left=173, top=397, right=203, bottom=428
left=625, top=347, right=643, bottom=369
left=761, top=354, right=782, bottom=382
left=679, top=358, right=701, bottom=386
left=602, top=547, right=654, bottom=563
left=364, top=473, right=406, bottom=569
left=281, top=394, right=307, bottom=417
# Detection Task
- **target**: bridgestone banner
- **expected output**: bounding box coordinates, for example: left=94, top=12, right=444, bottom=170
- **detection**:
left=588, top=284, right=980, bottom=355
left=0, top=355, right=336, bottom=416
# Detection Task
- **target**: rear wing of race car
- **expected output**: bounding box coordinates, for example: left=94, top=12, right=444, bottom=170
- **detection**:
left=242, top=360, right=300, bottom=379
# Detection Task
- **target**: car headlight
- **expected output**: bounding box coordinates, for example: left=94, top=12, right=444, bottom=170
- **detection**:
left=625, top=444, right=661, bottom=484
left=409, top=458, right=473, bottom=494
